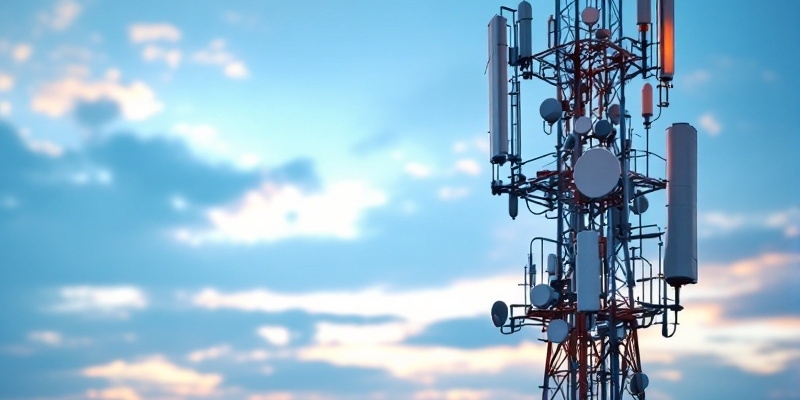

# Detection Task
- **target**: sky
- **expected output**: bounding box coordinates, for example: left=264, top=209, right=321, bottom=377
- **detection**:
left=0, top=0, right=798, bottom=399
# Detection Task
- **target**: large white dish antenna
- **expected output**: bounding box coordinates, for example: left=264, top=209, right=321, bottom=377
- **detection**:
left=574, top=147, right=621, bottom=198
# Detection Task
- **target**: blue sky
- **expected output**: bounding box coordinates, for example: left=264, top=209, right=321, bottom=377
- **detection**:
left=0, top=1, right=798, bottom=399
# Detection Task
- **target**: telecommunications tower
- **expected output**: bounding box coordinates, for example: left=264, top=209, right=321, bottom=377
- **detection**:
left=486, top=1, right=698, bottom=399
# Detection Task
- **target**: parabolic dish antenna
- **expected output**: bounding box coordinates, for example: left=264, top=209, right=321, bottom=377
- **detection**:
left=581, top=7, right=600, bottom=25
left=547, top=319, right=570, bottom=343
left=608, top=104, right=621, bottom=125
left=540, top=98, right=562, bottom=124
left=491, top=300, right=508, bottom=327
left=574, top=116, right=592, bottom=136
left=594, top=119, right=613, bottom=139
left=574, top=147, right=621, bottom=198
left=531, top=284, right=558, bottom=309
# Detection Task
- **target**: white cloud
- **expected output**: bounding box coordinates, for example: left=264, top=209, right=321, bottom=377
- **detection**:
left=297, top=341, right=542, bottom=383
left=0, top=101, right=11, bottom=116
left=54, top=286, right=147, bottom=318
left=404, top=162, right=431, bottom=178
left=313, top=321, right=424, bottom=346
left=31, top=76, right=163, bottom=120
left=128, top=23, right=182, bottom=43
left=699, top=207, right=800, bottom=238
left=224, top=61, right=249, bottom=78
left=187, top=345, right=231, bottom=362
left=454, top=159, right=480, bottom=176
left=681, top=69, right=711, bottom=87
left=170, top=123, right=229, bottom=159
left=141, top=45, right=181, bottom=68
left=87, top=386, right=142, bottom=400
left=0, top=73, right=13, bottom=91
left=257, top=326, right=291, bottom=347
left=412, top=389, right=531, bottom=400
left=698, top=113, right=722, bottom=136
left=28, top=330, right=62, bottom=346
left=82, top=355, right=222, bottom=396
left=176, top=180, right=386, bottom=244
left=438, top=186, right=470, bottom=201
left=12, top=44, right=33, bottom=62
left=39, top=0, right=81, bottom=31
left=193, top=39, right=249, bottom=79
left=192, top=273, right=519, bottom=328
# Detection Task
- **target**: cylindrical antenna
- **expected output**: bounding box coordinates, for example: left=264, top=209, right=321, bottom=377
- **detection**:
left=488, top=15, right=509, bottom=164
left=664, top=123, right=697, bottom=287
left=658, top=0, right=675, bottom=81
left=642, top=83, right=654, bottom=118
left=637, top=0, right=651, bottom=26
left=517, top=1, right=533, bottom=59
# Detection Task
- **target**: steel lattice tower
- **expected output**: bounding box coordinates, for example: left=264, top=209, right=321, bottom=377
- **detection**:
left=486, top=1, right=698, bottom=400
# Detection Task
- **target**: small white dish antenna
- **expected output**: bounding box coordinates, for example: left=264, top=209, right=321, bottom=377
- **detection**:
left=531, top=284, right=558, bottom=309
left=574, top=116, right=592, bottom=136
left=491, top=300, right=508, bottom=327
left=540, top=98, right=562, bottom=124
left=574, top=147, right=621, bottom=198
left=547, top=319, right=570, bottom=343
left=595, top=29, right=611, bottom=40
left=608, top=104, right=621, bottom=125
left=581, top=7, right=600, bottom=26
left=594, top=120, right=613, bottom=139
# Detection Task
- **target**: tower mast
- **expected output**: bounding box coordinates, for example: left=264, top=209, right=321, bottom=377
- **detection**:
left=486, top=1, right=697, bottom=399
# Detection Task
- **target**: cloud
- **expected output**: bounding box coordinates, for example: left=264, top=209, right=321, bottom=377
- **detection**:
left=699, top=207, right=800, bottom=238
left=141, top=45, right=182, bottom=68
left=0, top=100, right=10, bottom=116
left=257, top=326, right=291, bottom=347
left=87, top=386, right=142, bottom=400
left=128, top=23, right=182, bottom=43
left=39, top=0, right=81, bottom=31
left=438, top=186, right=470, bottom=201
left=53, top=285, right=147, bottom=318
left=187, top=345, right=231, bottom=362
left=297, top=341, right=542, bottom=383
left=31, top=76, right=163, bottom=120
left=698, top=113, right=722, bottom=136
left=0, top=73, right=13, bottom=91
left=681, top=69, right=711, bottom=87
left=177, top=180, right=386, bottom=244
left=454, top=159, right=480, bottom=176
left=191, top=273, right=519, bottom=328
left=12, top=43, right=33, bottom=62
left=82, top=355, right=223, bottom=396
left=27, top=330, right=62, bottom=346
left=404, top=162, right=431, bottom=178
left=193, top=39, right=249, bottom=79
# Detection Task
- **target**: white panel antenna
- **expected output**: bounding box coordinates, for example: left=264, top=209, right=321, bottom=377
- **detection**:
left=488, top=15, right=509, bottom=165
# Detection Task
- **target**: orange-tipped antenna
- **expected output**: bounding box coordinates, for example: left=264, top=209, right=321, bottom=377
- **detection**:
left=659, top=0, right=675, bottom=80
left=642, top=83, right=654, bottom=117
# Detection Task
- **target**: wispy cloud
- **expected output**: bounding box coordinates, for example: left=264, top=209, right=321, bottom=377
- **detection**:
left=53, top=286, right=148, bottom=318
left=176, top=180, right=386, bottom=244
left=87, top=386, right=142, bottom=400
left=141, top=45, right=182, bottom=68
left=82, top=355, right=222, bottom=397
left=699, top=207, right=800, bottom=238
left=454, top=159, right=480, bottom=176
left=257, top=326, right=291, bottom=347
left=438, top=186, right=470, bottom=201
left=12, top=43, right=33, bottom=62
left=698, top=112, right=722, bottom=136
left=128, top=23, right=182, bottom=43
left=404, top=162, right=431, bottom=178
left=187, top=345, right=231, bottom=363
left=0, top=73, right=13, bottom=91
left=31, top=75, right=163, bottom=120
left=38, top=0, right=82, bottom=31
left=193, top=39, right=249, bottom=79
